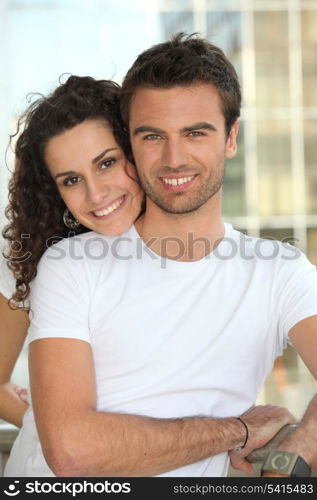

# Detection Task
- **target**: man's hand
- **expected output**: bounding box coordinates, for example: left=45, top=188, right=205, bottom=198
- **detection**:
left=229, top=405, right=297, bottom=474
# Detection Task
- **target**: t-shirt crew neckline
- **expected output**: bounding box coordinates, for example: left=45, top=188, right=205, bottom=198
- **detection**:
left=130, top=222, right=236, bottom=271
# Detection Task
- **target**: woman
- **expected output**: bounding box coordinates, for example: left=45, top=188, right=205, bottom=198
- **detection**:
left=0, top=75, right=143, bottom=428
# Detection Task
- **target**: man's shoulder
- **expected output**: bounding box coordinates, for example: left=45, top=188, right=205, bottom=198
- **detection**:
left=228, top=227, right=303, bottom=264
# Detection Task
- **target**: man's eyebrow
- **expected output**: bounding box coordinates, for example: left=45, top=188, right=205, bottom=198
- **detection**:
left=54, top=148, right=118, bottom=180
left=181, top=122, right=217, bottom=133
left=133, top=126, right=165, bottom=136
left=133, top=123, right=217, bottom=137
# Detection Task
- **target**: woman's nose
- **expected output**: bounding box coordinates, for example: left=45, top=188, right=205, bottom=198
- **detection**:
left=86, top=178, right=110, bottom=205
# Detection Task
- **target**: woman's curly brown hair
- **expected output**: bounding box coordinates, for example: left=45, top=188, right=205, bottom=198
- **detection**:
left=2, top=75, right=132, bottom=306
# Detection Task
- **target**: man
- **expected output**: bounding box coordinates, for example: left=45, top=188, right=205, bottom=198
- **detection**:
left=5, top=34, right=317, bottom=478
left=120, top=33, right=317, bottom=477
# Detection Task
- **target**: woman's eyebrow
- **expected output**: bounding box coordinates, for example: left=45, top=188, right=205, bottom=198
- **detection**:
left=54, top=147, right=119, bottom=179
left=92, top=147, right=118, bottom=163
left=55, top=170, right=75, bottom=180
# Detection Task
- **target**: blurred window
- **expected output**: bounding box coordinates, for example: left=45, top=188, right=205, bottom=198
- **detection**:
left=257, top=119, right=292, bottom=216
left=302, top=10, right=317, bottom=107
left=206, top=11, right=242, bottom=83
left=160, top=10, right=194, bottom=39
left=254, top=10, right=289, bottom=108
left=304, top=120, right=317, bottom=215
left=223, top=122, right=246, bottom=217
left=259, top=227, right=294, bottom=243
left=307, top=228, right=317, bottom=266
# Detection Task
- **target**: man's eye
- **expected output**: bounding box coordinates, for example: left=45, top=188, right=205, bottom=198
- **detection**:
left=189, top=131, right=204, bottom=137
left=144, top=134, right=162, bottom=141
left=63, top=176, right=80, bottom=186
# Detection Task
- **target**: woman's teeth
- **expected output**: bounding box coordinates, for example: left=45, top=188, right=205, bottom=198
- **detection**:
left=162, top=175, right=194, bottom=186
left=93, top=196, right=124, bottom=217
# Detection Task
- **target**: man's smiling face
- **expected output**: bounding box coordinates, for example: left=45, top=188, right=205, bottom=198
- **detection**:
left=129, top=83, right=239, bottom=215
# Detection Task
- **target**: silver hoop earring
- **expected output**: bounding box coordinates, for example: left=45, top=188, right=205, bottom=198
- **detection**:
left=63, top=209, right=80, bottom=230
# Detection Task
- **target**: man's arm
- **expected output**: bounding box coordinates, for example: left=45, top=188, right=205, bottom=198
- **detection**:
left=230, top=316, right=317, bottom=477
left=289, top=315, right=317, bottom=379
left=30, top=338, right=296, bottom=477
left=262, top=316, right=317, bottom=475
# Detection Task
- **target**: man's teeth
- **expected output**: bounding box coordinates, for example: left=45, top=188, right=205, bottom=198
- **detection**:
left=93, top=197, right=124, bottom=217
left=162, top=175, right=194, bottom=186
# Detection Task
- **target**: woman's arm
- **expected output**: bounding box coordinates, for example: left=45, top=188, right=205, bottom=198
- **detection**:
left=0, top=293, right=29, bottom=427
left=30, top=337, right=296, bottom=477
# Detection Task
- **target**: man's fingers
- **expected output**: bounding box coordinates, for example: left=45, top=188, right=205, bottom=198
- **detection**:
left=229, top=452, right=253, bottom=474
left=241, top=404, right=298, bottom=450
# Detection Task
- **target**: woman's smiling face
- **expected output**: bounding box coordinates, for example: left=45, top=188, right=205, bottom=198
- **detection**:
left=44, top=118, right=143, bottom=236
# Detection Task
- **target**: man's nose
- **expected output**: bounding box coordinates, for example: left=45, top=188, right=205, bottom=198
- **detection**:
left=162, top=138, right=188, bottom=169
left=86, top=177, right=110, bottom=205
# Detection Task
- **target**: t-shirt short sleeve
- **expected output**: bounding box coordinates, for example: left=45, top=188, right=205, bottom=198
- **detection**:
left=28, top=238, right=92, bottom=345
left=0, top=251, right=16, bottom=300
left=277, top=246, right=317, bottom=347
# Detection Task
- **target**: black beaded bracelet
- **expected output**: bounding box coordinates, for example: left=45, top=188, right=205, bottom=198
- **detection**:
left=234, top=417, right=249, bottom=451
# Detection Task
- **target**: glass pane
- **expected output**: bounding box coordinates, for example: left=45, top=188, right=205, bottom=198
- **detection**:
left=257, top=120, right=291, bottom=166
left=304, top=120, right=317, bottom=214
left=304, top=119, right=317, bottom=166
left=206, top=11, right=242, bottom=82
left=160, top=11, right=194, bottom=39
left=222, top=122, right=246, bottom=216
left=306, top=166, right=317, bottom=215
left=259, top=227, right=294, bottom=244
left=307, top=228, right=317, bottom=266
left=257, top=120, right=292, bottom=216
left=258, top=173, right=293, bottom=216
left=254, top=11, right=289, bottom=107
left=302, top=11, right=317, bottom=107
left=160, top=0, right=193, bottom=9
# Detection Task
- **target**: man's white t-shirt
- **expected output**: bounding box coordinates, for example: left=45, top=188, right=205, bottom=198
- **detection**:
left=5, top=223, right=317, bottom=477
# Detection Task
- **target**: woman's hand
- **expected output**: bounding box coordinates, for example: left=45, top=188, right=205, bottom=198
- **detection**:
left=13, top=384, right=29, bottom=405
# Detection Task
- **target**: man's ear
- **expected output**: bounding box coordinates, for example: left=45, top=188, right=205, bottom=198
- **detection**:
left=225, top=119, right=240, bottom=158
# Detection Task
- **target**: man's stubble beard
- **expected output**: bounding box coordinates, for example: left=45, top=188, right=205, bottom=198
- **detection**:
left=135, top=166, right=225, bottom=215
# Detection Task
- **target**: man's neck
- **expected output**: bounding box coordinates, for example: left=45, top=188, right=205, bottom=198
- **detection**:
left=135, top=194, right=225, bottom=262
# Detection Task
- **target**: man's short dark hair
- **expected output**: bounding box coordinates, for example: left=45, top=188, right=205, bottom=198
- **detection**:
left=120, top=32, right=241, bottom=135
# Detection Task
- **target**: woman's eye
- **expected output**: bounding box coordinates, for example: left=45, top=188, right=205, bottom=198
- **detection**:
left=101, top=158, right=116, bottom=169
left=63, top=176, right=81, bottom=186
